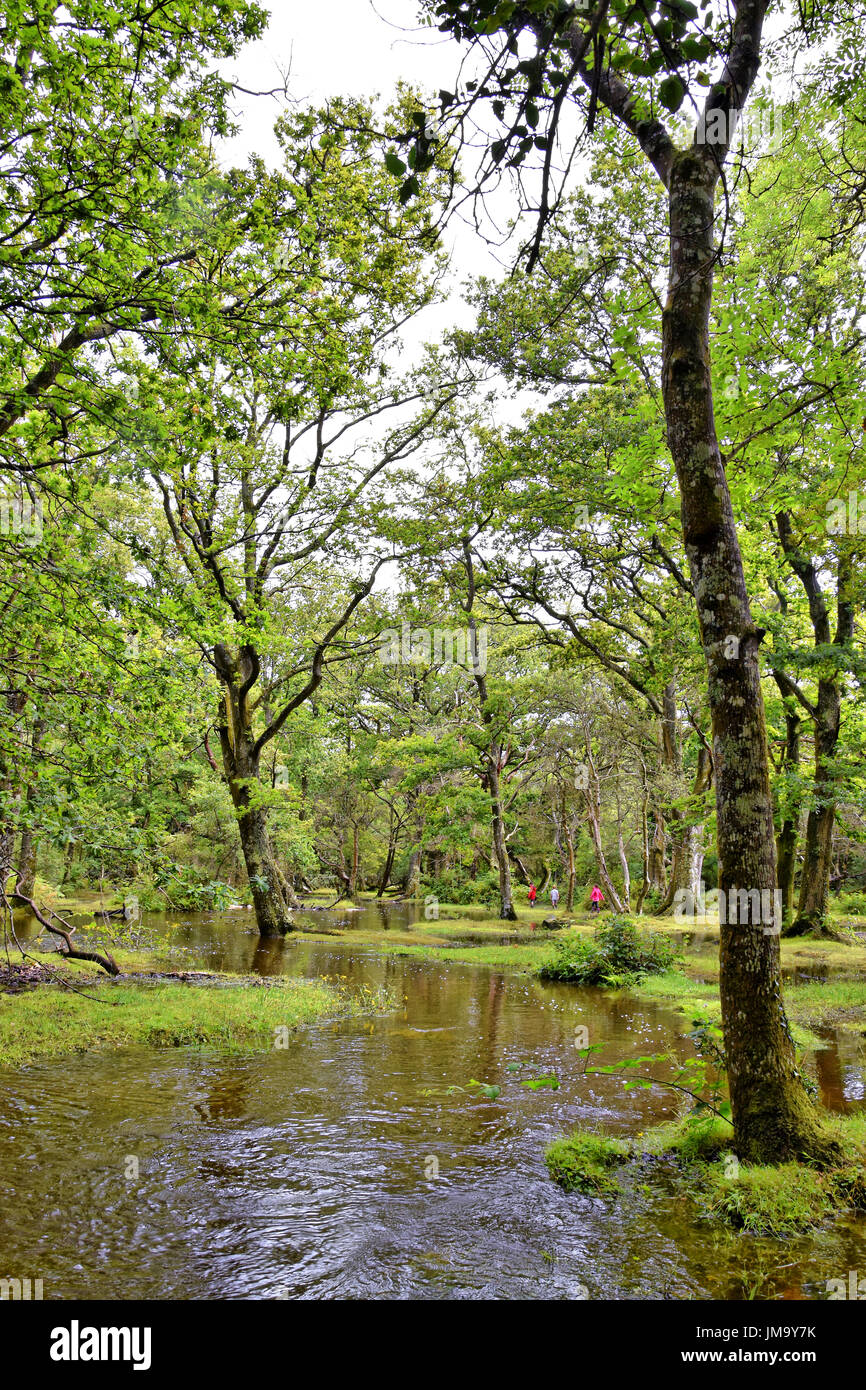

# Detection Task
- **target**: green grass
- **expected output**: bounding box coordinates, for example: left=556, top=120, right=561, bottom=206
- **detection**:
left=369, top=938, right=549, bottom=969
left=705, top=1162, right=832, bottom=1236
left=632, top=970, right=827, bottom=1051
left=0, top=974, right=392, bottom=1067
left=549, top=1112, right=866, bottom=1235
left=545, top=1131, right=631, bottom=1195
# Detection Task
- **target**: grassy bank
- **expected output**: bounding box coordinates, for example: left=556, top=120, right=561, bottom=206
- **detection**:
left=546, top=1113, right=866, bottom=1236
left=0, top=971, right=392, bottom=1067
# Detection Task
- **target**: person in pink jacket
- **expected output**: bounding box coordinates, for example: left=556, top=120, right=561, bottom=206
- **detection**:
left=590, top=885, right=604, bottom=914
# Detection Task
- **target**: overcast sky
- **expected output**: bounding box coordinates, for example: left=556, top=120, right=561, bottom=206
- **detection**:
left=216, top=1, right=514, bottom=348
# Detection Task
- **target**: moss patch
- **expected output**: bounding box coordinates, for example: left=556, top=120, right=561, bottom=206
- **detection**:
left=549, top=1112, right=866, bottom=1236
left=545, top=1131, right=630, bottom=1195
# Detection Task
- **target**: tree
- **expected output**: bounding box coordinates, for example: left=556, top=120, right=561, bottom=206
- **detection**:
left=117, top=100, right=455, bottom=935
left=415, top=0, right=843, bottom=1161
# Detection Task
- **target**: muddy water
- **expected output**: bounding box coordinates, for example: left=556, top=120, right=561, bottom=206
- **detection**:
left=1, top=905, right=865, bottom=1300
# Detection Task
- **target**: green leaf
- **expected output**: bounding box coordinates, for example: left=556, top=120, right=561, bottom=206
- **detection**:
left=658, top=75, right=686, bottom=113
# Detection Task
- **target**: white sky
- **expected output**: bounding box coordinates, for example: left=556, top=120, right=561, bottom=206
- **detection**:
left=216, top=1, right=514, bottom=349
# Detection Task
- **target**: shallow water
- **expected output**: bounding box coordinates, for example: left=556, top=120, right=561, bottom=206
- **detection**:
left=2, top=905, right=865, bottom=1300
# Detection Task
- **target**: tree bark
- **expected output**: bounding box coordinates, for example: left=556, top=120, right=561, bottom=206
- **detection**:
left=648, top=808, right=667, bottom=892
left=377, top=828, right=397, bottom=898
left=216, top=658, right=293, bottom=938
left=402, top=846, right=422, bottom=896
left=462, top=542, right=517, bottom=920
left=775, top=523, right=854, bottom=938
left=581, top=750, right=625, bottom=913
left=349, top=823, right=360, bottom=898
left=661, top=142, right=831, bottom=1162
left=772, top=677, right=801, bottom=928
left=660, top=744, right=712, bottom=914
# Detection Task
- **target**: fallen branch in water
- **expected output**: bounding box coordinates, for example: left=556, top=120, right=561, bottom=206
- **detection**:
left=9, top=888, right=119, bottom=976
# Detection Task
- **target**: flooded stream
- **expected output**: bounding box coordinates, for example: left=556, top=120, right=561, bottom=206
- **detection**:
left=2, top=904, right=865, bottom=1299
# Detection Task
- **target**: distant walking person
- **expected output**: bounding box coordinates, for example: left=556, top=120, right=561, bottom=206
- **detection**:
left=550, top=886, right=560, bottom=909
left=528, top=883, right=537, bottom=905
left=590, top=885, right=604, bottom=914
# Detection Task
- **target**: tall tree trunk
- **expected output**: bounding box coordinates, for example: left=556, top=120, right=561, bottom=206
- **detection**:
left=349, top=823, right=359, bottom=898
left=660, top=744, right=712, bottom=914
left=487, top=758, right=517, bottom=919
left=402, top=846, right=422, bottom=896
left=649, top=808, right=667, bottom=892
left=14, top=716, right=45, bottom=897
left=635, top=771, right=651, bottom=915
left=377, top=828, right=397, bottom=898
left=462, top=543, right=517, bottom=921
left=616, top=795, right=631, bottom=911
left=581, top=751, right=624, bottom=913
left=775, top=527, right=854, bottom=939
left=217, top=676, right=293, bottom=938
left=565, top=824, right=576, bottom=913
left=662, top=143, right=831, bottom=1163
left=791, top=749, right=837, bottom=938
left=773, top=680, right=801, bottom=928
left=618, top=828, right=631, bottom=912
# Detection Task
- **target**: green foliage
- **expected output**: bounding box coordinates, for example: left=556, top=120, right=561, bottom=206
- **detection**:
left=537, top=916, right=678, bottom=985
left=834, top=890, right=866, bottom=917
left=428, top=867, right=500, bottom=908
left=706, top=1162, right=832, bottom=1237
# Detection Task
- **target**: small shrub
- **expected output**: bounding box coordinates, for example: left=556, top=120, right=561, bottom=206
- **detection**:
left=427, top=868, right=499, bottom=909
left=538, top=915, right=678, bottom=986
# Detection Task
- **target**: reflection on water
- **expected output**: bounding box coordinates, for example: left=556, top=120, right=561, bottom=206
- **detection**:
left=1, top=905, right=865, bottom=1300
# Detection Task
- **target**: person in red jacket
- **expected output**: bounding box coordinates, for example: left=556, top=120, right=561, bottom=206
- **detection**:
left=590, top=884, right=604, bottom=914
left=528, top=883, right=537, bottom=905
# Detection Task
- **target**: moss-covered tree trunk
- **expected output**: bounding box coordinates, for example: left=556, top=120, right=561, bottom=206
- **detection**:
left=775, top=526, right=854, bottom=939
left=790, top=709, right=837, bottom=938
left=772, top=681, right=801, bottom=928
left=648, top=809, right=667, bottom=892
left=402, top=846, right=422, bottom=896
left=662, top=146, right=832, bottom=1164
left=215, top=648, right=294, bottom=938
left=487, top=756, right=517, bottom=920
